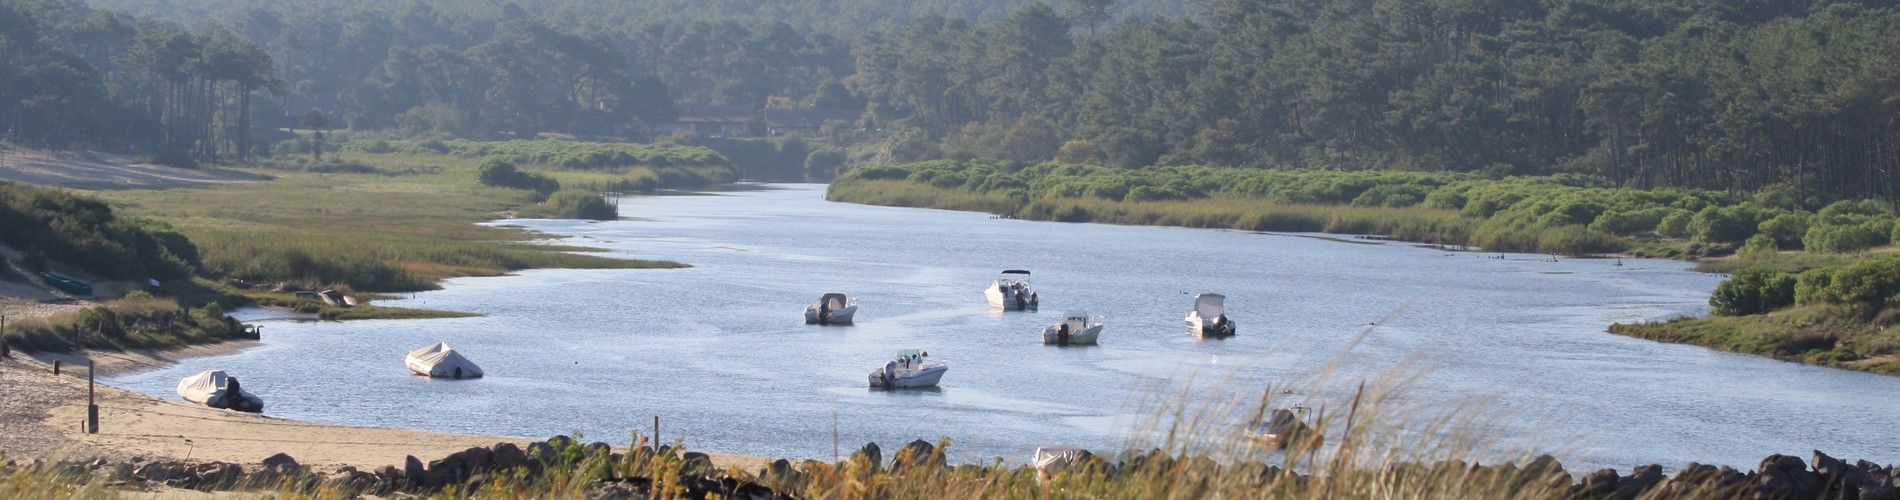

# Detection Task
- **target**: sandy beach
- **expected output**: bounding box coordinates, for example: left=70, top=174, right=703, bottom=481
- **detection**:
left=0, top=347, right=767, bottom=474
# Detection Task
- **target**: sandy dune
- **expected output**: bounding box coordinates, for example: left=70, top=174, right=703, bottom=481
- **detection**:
left=0, top=147, right=259, bottom=190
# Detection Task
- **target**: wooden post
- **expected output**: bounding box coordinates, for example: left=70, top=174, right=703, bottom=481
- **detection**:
left=653, top=415, right=660, bottom=448
left=86, top=361, right=98, bottom=434
left=53, top=359, right=60, bottom=375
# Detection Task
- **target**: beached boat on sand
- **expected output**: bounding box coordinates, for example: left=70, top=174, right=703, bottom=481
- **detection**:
left=1042, top=311, right=1104, bottom=345
left=804, top=293, right=858, bottom=325
left=868, top=349, right=947, bottom=389
left=175, top=370, right=264, bottom=412
left=406, top=341, right=484, bottom=379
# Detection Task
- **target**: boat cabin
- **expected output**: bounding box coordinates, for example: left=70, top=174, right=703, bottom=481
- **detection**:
left=819, top=293, right=849, bottom=310
left=894, top=349, right=928, bottom=368
left=1059, top=311, right=1094, bottom=330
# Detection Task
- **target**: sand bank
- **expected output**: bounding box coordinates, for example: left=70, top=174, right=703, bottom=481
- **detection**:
left=0, top=351, right=767, bottom=473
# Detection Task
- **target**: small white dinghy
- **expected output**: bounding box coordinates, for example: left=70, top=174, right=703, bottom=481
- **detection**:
left=804, top=293, right=858, bottom=325
left=406, top=341, right=484, bottom=379
left=868, top=349, right=947, bottom=389
left=1185, top=292, right=1236, bottom=337
left=1042, top=311, right=1104, bottom=345
left=175, top=370, right=264, bottom=412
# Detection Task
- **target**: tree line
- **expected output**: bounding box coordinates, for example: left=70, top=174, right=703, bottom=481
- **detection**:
left=7, top=0, right=1900, bottom=206
left=1, top=0, right=276, bottom=162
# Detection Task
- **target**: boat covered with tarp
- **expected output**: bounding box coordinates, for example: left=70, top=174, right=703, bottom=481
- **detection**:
left=175, top=370, right=263, bottom=412
left=406, top=341, right=485, bottom=379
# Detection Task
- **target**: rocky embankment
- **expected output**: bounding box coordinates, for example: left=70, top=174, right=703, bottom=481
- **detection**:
left=9, top=435, right=1897, bottom=499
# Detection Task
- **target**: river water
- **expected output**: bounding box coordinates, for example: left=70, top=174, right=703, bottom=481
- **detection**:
left=107, top=184, right=1899, bottom=471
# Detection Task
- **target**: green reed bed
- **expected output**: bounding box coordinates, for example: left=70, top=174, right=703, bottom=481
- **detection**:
left=830, top=160, right=1898, bottom=257
left=830, top=179, right=1617, bottom=253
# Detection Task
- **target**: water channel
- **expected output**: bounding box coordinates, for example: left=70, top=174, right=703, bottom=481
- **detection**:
left=107, top=184, right=1899, bottom=471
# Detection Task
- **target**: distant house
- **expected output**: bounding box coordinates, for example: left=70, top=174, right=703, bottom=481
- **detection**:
left=761, top=108, right=858, bottom=136
left=653, top=105, right=756, bottom=138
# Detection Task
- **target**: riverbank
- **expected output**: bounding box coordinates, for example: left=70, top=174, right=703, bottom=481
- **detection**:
left=8, top=340, right=1900, bottom=500
left=0, top=352, right=767, bottom=473
left=1608, top=252, right=1900, bottom=376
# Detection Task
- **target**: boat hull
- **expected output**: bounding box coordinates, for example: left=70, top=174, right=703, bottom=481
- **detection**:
left=985, top=286, right=1038, bottom=311
left=1186, top=313, right=1236, bottom=337
left=1042, top=325, right=1103, bottom=345
left=868, top=364, right=947, bottom=389
left=804, top=305, right=857, bottom=324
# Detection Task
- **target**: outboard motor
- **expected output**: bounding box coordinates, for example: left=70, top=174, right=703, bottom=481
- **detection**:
left=882, top=361, right=897, bottom=389
left=220, top=377, right=242, bottom=409
left=1056, top=323, right=1071, bottom=346
left=818, top=301, right=831, bottom=325
left=454, top=366, right=464, bottom=379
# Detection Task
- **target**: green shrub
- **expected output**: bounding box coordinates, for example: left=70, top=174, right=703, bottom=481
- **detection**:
left=1794, top=267, right=1838, bottom=306
left=1589, top=207, right=1667, bottom=235
left=528, top=190, right=618, bottom=221
left=478, top=158, right=561, bottom=194
left=1688, top=206, right=1756, bottom=244
left=1737, top=234, right=1779, bottom=260
left=1710, top=267, right=1797, bottom=316
left=1758, top=211, right=1813, bottom=247
left=1657, top=209, right=1694, bottom=238
left=1803, top=219, right=1891, bottom=253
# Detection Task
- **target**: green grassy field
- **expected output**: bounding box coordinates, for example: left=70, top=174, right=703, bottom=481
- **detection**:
left=92, top=151, right=687, bottom=318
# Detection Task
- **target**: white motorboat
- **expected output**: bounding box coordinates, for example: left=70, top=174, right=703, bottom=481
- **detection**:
left=1042, top=311, right=1104, bottom=345
left=175, top=370, right=264, bottom=412
left=868, top=349, right=948, bottom=389
left=804, top=293, right=858, bottom=325
left=406, top=341, right=485, bottom=379
left=985, top=270, right=1039, bottom=311
left=1185, top=292, right=1236, bottom=337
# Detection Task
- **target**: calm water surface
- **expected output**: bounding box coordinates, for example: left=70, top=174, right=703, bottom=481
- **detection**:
left=110, top=184, right=1900, bottom=470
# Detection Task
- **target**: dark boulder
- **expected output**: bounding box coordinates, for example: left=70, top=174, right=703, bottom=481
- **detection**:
left=192, top=461, right=244, bottom=490
left=404, top=455, right=431, bottom=487
left=261, top=452, right=299, bottom=469
left=890, top=440, right=941, bottom=472
left=492, top=442, right=529, bottom=471
left=851, top=442, right=882, bottom=472
left=682, top=452, right=715, bottom=476
left=527, top=441, right=557, bottom=467
left=1753, top=454, right=1821, bottom=499
left=1579, top=469, right=1620, bottom=498
left=427, top=446, right=495, bottom=486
